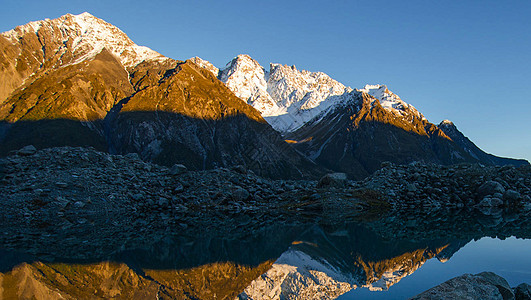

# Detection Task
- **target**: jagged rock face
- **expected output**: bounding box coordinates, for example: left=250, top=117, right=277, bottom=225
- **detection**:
left=200, top=54, right=353, bottom=133
left=218, top=55, right=280, bottom=117
left=439, top=120, right=528, bottom=166
left=357, top=84, right=425, bottom=122
left=0, top=48, right=132, bottom=153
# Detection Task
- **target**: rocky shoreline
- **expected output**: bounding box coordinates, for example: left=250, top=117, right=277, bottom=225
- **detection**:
left=0, top=146, right=530, bottom=299
left=0, top=146, right=530, bottom=260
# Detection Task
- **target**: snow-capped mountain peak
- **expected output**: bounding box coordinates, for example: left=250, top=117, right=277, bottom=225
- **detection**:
left=191, top=54, right=353, bottom=132
left=439, top=119, right=455, bottom=127
left=1, top=12, right=166, bottom=68
left=217, top=54, right=279, bottom=116
left=358, top=84, right=425, bottom=120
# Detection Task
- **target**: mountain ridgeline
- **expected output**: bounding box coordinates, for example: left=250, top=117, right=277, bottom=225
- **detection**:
left=0, top=13, right=528, bottom=179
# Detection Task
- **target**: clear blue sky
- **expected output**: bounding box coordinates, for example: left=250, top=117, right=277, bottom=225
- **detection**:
left=2, top=0, right=530, bottom=161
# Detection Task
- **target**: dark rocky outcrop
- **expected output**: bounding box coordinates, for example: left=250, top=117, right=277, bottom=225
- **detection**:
left=411, top=272, right=527, bottom=300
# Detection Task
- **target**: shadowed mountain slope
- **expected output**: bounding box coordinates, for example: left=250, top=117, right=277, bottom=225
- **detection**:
left=286, top=92, right=482, bottom=179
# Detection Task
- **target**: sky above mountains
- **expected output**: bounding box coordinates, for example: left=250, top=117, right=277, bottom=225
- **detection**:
left=2, top=0, right=530, bottom=161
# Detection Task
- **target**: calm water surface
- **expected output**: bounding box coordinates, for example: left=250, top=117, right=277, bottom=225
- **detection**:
left=340, top=237, right=531, bottom=299
left=1, top=207, right=529, bottom=299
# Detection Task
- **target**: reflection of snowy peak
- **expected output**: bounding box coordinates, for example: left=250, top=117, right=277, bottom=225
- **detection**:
left=239, top=249, right=357, bottom=300
left=195, top=54, right=352, bottom=132
left=1, top=12, right=166, bottom=68
left=357, top=84, right=425, bottom=121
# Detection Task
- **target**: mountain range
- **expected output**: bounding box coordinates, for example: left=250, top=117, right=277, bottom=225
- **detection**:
left=1, top=12, right=528, bottom=179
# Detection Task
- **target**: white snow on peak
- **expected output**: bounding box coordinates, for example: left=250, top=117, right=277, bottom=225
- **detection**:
left=239, top=249, right=357, bottom=300
left=440, top=119, right=454, bottom=126
left=192, top=56, right=431, bottom=133
left=189, top=56, right=219, bottom=76
left=218, top=54, right=281, bottom=117
left=358, top=84, right=425, bottom=121
left=213, top=54, right=353, bottom=132
left=1, top=12, right=166, bottom=68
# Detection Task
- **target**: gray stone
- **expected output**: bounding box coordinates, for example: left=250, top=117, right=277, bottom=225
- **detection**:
left=407, top=184, right=417, bottom=192
left=477, top=271, right=515, bottom=300
left=317, top=173, right=347, bottom=188
left=55, top=182, right=68, bottom=188
left=514, top=283, right=530, bottom=300
left=125, top=152, right=140, bottom=161
left=17, top=145, right=37, bottom=156
left=381, top=161, right=392, bottom=168
left=231, top=165, right=247, bottom=174
left=503, top=190, right=521, bottom=202
left=479, top=197, right=503, bottom=207
left=478, top=181, right=506, bottom=198
left=493, top=192, right=504, bottom=199
left=170, top=164, right=188, bottom=175
left=232, top=187, right=250, bottom=201
left=158, top=197, right=169, bottom=206
left=174, top=183, right=184, bottom=193
left=73, top=201, right=85, bottom=208
left=410, top=272, right=514, bottom=300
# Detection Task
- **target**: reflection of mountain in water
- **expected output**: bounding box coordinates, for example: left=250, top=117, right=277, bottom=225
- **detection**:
left=0, top=208, right=529, bottom=299
left=239, top=224, right=468, bottom=299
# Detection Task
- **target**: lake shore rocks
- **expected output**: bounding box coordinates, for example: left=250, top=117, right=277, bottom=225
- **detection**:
left=411, top=272, right=529, bottom=300
left=0, top=145, right=529, bottom=263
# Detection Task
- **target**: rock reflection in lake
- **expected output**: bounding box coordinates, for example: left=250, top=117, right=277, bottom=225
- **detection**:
left=0, top=206, right=529, bottom=299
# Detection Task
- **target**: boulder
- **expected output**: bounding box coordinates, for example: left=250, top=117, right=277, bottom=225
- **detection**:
left=170, top=164, right=188, bottom=175
left=317, top=173, right=347, bottom=188
left=410, top=272, right=514, bottom=300
left=232, top=187, right=250, bottom=202
left=17, top=145, right=37, bottom=156
left=477, top=181, right=506, bottom=199
left=503, top=190, right=521, bottom=203
left=478, top=197, right=504, bottom=207
left=514, top=283, right=530, bottom=300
